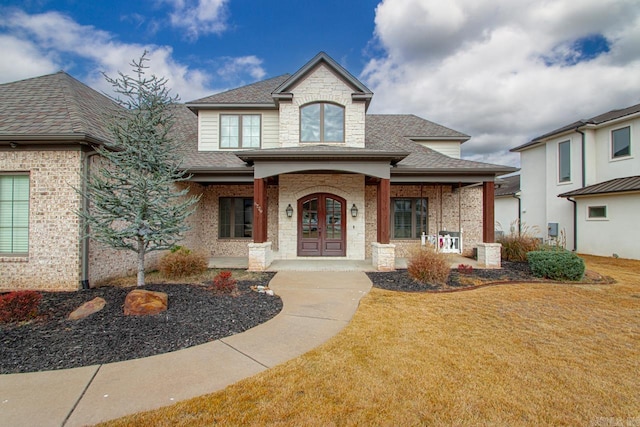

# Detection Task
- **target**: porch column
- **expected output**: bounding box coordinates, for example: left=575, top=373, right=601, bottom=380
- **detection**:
left=377, top=178, right=390, bottom=244
left=482, top=181, right=495, bottom=243
left=253, top=178, right=268, bottom=243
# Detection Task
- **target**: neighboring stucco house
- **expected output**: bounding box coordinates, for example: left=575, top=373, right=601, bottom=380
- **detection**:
left=1, top=52, right=515, bottom=290
left=511, top=103, right=640, bottom=259
left=494, top=174, right=520, bottom=239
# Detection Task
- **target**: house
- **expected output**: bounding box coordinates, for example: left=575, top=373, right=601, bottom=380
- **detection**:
left=494, top=174, right=520, bottom=239
left=1, top=52, right=516, bottom=290
left=511, top=103, right=640, bottom=259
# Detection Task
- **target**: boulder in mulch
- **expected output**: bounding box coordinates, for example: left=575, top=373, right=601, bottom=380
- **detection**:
left=124, top=289, right=168, bottom=316
left=68, top=297, right=106, bottom=320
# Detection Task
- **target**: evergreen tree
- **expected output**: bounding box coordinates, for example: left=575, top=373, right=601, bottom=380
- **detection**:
left=79, top=53, right=199, bottom=287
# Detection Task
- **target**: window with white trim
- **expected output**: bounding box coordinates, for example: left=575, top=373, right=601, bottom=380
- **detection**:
left=587, top=205, right=607, bottom=219
left=558, top=140, right=571, bottom=183
left=300, top=102, right=344, bottom=143
left=391, top=198, right=428, bottom=239
left=612, top=126, right=631, bottom=159
left=0, top=174, right=29, bottom=254
left=220, top=114, right=261, bottom=149
left=219, top=197, right=253, bottom=238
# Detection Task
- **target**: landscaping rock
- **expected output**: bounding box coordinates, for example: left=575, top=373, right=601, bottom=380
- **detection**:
left=68, top=297, right=106, bottom=320
left=124, top=289, right=168, bottom=316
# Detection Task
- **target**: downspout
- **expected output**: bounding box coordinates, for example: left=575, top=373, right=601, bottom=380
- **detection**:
left=513, top=193, right=521, bottom=236
left=80, top=149, right=99, bottom=290
left=567, top=197, right=577, bottom=252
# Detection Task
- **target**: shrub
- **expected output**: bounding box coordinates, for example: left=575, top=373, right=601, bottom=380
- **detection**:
left=0, top=291, right=42, bottom=323
left=213, top=270, right=238, bottom=294
left=407, top=247, right=450, bottom=285
left=457, top=264, right=473, bottom=274
left=159, top=247, right=208, bottom=279
left=527, top=249, right=585, bottom=281
left=497, top=222, right=541, bottom=262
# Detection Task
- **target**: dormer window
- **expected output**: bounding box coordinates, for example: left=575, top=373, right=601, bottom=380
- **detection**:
left=300, top=102, right=344, bottom=143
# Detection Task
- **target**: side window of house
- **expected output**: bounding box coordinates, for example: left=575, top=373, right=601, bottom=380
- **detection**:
left=219, top=197, right=253, bottom=238
left=220, top=114, right=261, bottom=149
left=391, top=198, right=428, bottom=239
left=611, top=126, right=631, bottom=159
left=300, top=102, right=344, bottom=143
left=0, top=174, right=29, bottom=255
left=558, top=140, right=571, bottom=183
left=587, top=205, right=607, bottom=219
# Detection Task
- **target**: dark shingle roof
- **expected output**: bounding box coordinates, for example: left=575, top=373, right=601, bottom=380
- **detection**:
left=365, top=115, right=514, bottom=173
left=187, top=75, right=290, bottom=106
left=0, top=71, right=119, bottom=143
left=558, top=176, right=640, bottom=197
left=512, top=102, right=640, bottom=152
left=495, top=174, right=520, bottom=196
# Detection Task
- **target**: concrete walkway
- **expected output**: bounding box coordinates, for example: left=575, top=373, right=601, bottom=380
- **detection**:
left=0, top=271, right=372, bottom=427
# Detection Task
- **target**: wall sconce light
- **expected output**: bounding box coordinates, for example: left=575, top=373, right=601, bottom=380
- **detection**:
left=286, top=204, right=293, bottom=218
left=350, top=203, right=358, bottom=218
left=9, top=142, right=18, bottom=149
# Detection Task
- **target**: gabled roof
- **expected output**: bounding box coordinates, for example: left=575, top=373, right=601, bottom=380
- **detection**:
left=0, top=71, right=119, bottom=145
left=558, top=175, right=640, bottom=198
left=271, top=52, right=373, bottom=108
left=512, top=102, right=640, bottom=152
left=186, top=74, right=290, bottom=109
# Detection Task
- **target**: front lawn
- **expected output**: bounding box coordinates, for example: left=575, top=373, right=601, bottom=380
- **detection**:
left=101, top=255, right=640, bottom=426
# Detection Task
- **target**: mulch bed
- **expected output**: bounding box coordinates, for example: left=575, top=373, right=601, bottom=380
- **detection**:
left=0, top=274, right=281, bottom=374
left=367, top=261, right=612, bottom=292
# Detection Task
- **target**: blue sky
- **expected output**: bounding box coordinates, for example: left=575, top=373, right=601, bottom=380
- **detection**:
left=1, top=0, right=640, bottom=166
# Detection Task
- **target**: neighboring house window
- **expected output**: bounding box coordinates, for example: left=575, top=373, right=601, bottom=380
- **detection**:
left=587, top=205, right=607, bottom=219
left=0, top=174, right=29, bottom=254
left=558, top=140, right=571, bottom=183
left=300, top=102, right=344, bottom=143
left=220, top=115, right=261, bottom=149
left=391, top=198, right=428, bottom=239
left=611, top=126, right=631, bottom=158
left=219, top=197, right=253, bottom=238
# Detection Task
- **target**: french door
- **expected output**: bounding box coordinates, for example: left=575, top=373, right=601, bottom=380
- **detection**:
left=298, top=193, right=346, bottom=256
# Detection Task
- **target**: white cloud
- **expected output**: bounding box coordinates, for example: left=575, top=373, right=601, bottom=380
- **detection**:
left=364, top=0, right=640, bottom=167
left=163, top=0, right=228, bottom=41
left=0, top=9, right=263, bottom=101
left=217, top=56, right=266, bottom=81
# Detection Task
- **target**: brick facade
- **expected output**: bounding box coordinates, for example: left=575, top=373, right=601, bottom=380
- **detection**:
left=1, top=149, right=83, bottom=290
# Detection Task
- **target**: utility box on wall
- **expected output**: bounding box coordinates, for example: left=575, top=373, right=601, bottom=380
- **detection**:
left=548, top=222, right=558, bottom=238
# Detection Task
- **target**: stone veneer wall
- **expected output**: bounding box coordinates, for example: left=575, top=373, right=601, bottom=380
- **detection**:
left=364, top=184, right=483, bottom=258
left=278, top=173, right=365, bottom=259
left=278, top=63, right=366, bottom=148
left=1, top=150, right=83, bottom=290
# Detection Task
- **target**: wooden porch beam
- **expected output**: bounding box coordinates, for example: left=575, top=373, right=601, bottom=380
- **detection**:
left=482, top=181, right=495, bottom=243
left=253, top=178, right=268, bottom=243
left=377, top=178, right=390, bottom=244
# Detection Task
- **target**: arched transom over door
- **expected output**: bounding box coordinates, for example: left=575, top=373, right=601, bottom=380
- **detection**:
left=298, top=193, right=346, bottom=257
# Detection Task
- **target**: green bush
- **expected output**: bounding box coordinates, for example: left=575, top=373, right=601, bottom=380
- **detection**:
left=407, top=247, right=450, bottom=285
left=159, top=247, right=208, bottom=278
left=0, top=291, right=42, bottom=323
left=527, top=250, right=585, bottom=281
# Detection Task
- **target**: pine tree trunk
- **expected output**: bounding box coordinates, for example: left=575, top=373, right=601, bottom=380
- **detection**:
left=137, top=240, right=145, bottom=287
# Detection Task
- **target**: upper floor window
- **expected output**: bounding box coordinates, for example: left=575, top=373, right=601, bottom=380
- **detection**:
left=558, top=140, right=571, bottom=183
left=300, top=102, right=344, bottom=143
left=612, top=126, right=631, bottom=159
left=220, top=114, right=261, bottom=149
left=0, top=174, right=29, bottom=255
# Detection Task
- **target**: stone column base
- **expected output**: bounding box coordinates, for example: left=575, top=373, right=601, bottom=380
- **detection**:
left=248, top=242, right=273, bottom=271
left=477, top=243, right=502, bottom=268
left=372, top=242, right=396, bottom=271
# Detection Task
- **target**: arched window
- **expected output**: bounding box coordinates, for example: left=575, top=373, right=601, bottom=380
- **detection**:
left=300, top=102, right=344, bottom=143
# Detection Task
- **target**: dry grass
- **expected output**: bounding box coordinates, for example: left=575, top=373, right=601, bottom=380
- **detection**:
left=101, top=255, right=640, bottom=426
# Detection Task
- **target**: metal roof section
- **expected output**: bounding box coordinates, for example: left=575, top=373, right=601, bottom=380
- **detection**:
left=558, top=175, right=640, bottom=198
left=494, top=174, right=520, bottom=196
